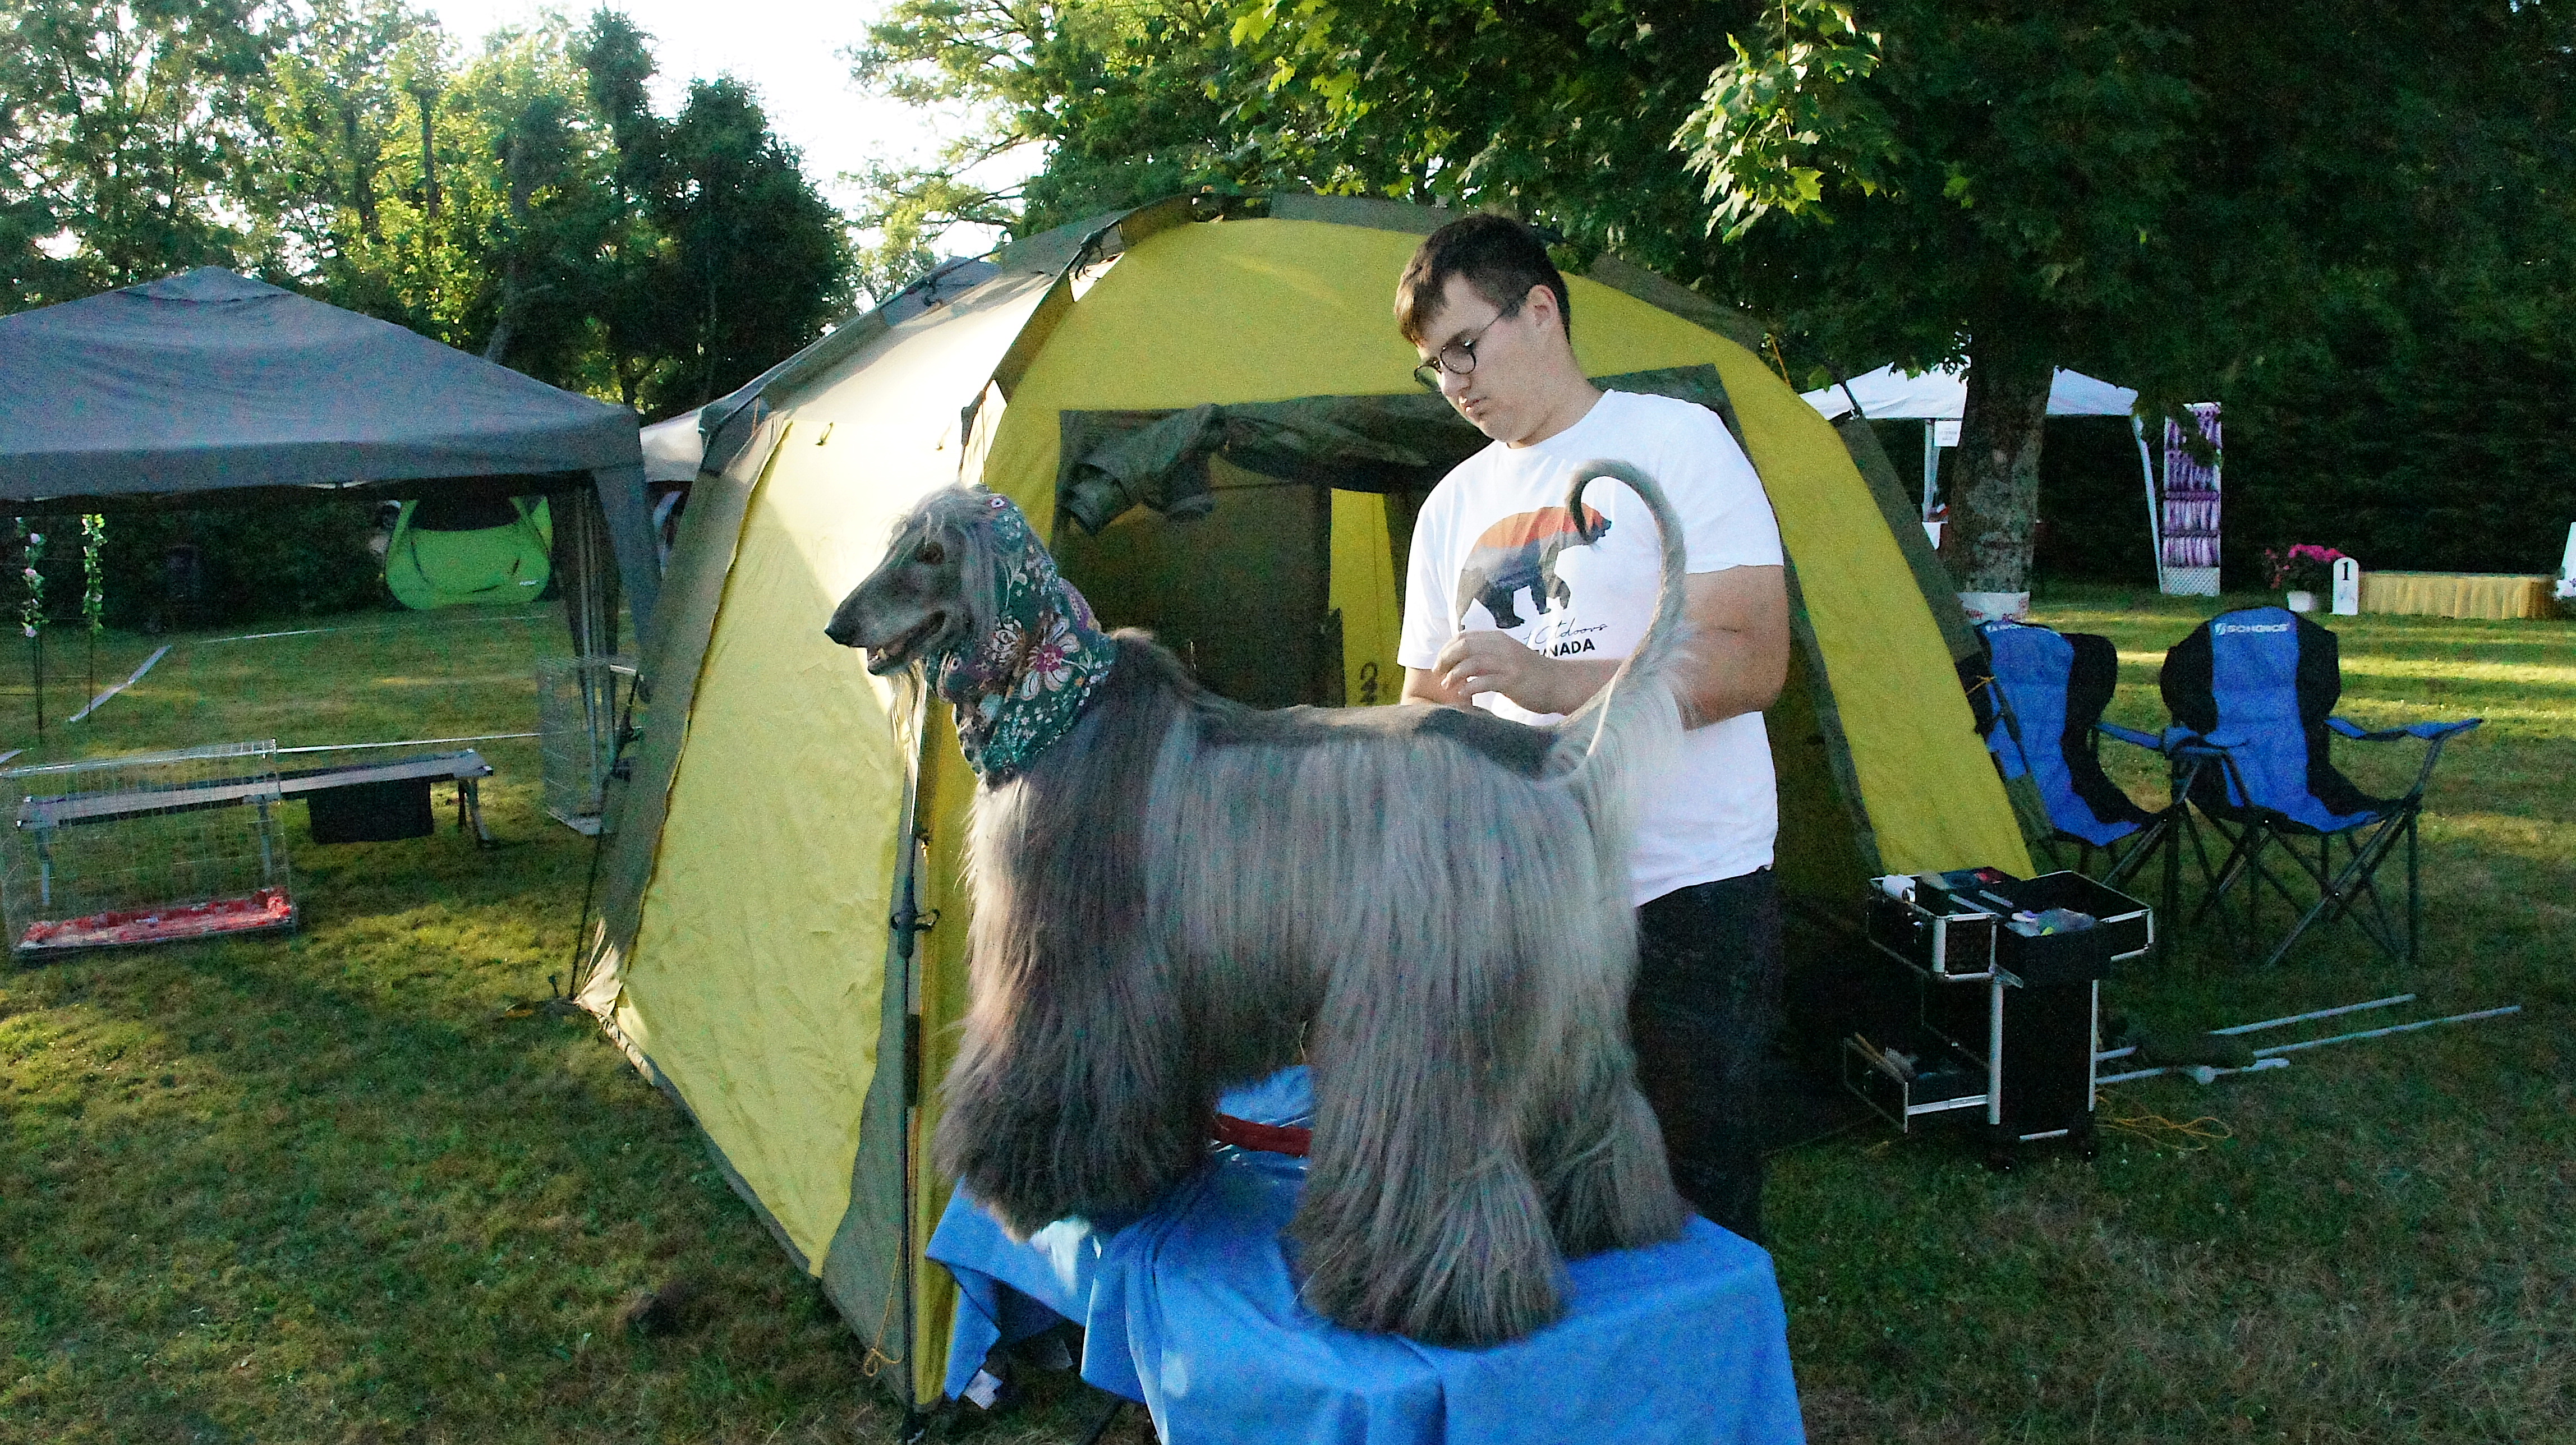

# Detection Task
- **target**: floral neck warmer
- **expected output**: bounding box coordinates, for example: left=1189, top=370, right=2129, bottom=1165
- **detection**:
left=928, top=492, right=1119, bottom=783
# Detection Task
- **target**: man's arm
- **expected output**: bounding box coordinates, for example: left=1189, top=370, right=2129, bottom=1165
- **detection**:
left=1403, top=565, right=1790, bottom=726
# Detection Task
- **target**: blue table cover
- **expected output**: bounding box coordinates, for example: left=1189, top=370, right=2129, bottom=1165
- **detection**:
left=928, top=1068, right=1805, bottom=1444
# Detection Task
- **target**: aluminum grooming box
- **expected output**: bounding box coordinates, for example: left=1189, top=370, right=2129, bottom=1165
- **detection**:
left=1847, top=868, right=2151, bottom=1160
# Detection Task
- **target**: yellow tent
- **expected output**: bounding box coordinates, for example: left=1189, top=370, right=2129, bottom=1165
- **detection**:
left=577, top=193, right=2030, bottom=1420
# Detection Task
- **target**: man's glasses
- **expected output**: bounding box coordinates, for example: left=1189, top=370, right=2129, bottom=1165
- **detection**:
left=1412, top=297, right=1524, bottom=390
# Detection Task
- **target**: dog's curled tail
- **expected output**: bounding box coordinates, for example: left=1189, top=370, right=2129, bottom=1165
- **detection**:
left=1548, top=461, right=1691, bottom=878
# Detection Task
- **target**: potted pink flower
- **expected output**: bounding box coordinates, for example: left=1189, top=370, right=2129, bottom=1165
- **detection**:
left=2262, top=544, right=2347, bottom=612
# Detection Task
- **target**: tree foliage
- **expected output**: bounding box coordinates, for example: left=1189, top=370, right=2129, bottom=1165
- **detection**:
left=1, top=0, right=853, bottom=416
left=1680, top=1, right=2576, bottom=588
left=844, top=0, right=1253, bottom=296
left=0, top=0, right=276, bottom=307
left=852, top=0, right=2576, bottom=586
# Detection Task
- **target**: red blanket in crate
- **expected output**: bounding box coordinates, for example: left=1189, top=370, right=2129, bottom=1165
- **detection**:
left=19, top=888, right=295, bottom=951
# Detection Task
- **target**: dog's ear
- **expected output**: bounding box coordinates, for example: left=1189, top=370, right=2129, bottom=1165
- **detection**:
left=950, top=510, right=1001, bottom=641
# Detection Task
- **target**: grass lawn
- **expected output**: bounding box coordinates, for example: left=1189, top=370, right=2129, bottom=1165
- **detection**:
left=2, top=590, right=2568, bottom=1443
left=1779, top=585, right=2574, bottom=1443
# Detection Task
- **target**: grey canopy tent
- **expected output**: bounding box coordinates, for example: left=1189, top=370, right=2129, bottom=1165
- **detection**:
left=0, top=268, right=658, bottom=654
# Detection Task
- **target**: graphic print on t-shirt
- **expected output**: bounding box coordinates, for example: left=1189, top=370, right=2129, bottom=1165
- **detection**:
left=1454, top=503, right=1612, bottom=630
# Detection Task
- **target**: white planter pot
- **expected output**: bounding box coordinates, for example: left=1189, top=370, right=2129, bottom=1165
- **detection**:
left=2285, top=590, right=2318, bottom=613
left=1957, top=591, right=2032, bottom=625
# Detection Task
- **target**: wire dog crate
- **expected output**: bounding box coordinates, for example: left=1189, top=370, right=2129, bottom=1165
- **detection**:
left=0, top=740, right=297, bottom=955
left=537, top=656, right=637, bottom=836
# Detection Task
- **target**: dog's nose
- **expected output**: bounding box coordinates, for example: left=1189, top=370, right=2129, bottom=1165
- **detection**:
left=824, top=592, right=863, bottom=649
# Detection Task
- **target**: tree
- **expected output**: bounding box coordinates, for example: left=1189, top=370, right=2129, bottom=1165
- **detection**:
left=0, top=0, right=275, bottom=301
left=572, top=6, right=668, bottom=407
left=261, top=0, right=414, bottom=250
left=572, top=15, right=850, bottom=413
left=643, top=76, right=849, bottom=412
left=257, top=0, right=433, bottom=315
left=845, top=0, right=1260, bottom=295
left=250, top=10, right=619, bottom=376
left=857, top=0, right=2576, bottom=591
left=849, top=1, right=1754, bottom=280
left=1675, top=0, right=2576, bottom=592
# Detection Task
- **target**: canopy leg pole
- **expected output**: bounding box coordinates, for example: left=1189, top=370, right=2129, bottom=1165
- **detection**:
left=2134, top=416, right=2163, bottom=592
left=589, top=463, right=660, bottom=659
left=558, top=489, right=618, bottom=661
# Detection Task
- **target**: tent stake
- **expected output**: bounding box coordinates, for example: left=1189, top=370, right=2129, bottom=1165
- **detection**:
left=2251, top=1005, right=2521, bottom=1058
left=2101, top=1005, right=2520, bottom=1085
left=2210, top=993, right=2415, bottom=1036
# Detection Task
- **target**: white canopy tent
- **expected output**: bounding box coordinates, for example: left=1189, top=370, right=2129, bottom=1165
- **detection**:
left=641, top=410, right=704, bottom=485
left=1801, top=363, right=2216, bottom=595
left=1801, top=363, right=2148, bottom=537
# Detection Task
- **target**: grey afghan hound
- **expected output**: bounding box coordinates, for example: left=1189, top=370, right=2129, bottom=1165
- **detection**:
left=824, top=462, right=1693, bottom=1346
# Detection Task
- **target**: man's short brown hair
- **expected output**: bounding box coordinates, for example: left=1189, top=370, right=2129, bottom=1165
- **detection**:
left=1394, top=213, right=1571, bottom=346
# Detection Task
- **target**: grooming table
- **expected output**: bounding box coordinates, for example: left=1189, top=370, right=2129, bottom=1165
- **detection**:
left=928, top=1069, right=1806, bottom=1445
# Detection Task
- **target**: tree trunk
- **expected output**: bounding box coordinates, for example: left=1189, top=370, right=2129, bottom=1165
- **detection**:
left=484, top=130, right=533, bottom=366
left=413, top=84, right=440, bottom=222
left=1946, top=336, right=2054, bottom=595
left=343, top=102, right=380, bottom=240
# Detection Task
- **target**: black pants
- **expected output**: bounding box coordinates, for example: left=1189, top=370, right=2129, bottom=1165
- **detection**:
left=1631, top=867, right=1783, bottom=1244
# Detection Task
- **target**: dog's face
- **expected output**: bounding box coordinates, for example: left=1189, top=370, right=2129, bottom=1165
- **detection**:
left=825, top=507, right=973, bottom=675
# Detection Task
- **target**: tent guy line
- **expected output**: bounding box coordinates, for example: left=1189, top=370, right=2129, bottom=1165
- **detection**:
left=65, top=644, right=172, bottom=724
left=60, top=611, right=553, bottom=728
left=276, top=733, right=538, bottom=754
left=197, top=610, right=550, bottom=646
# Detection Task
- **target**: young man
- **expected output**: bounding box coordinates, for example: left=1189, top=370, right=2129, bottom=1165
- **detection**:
left=1394, top=214, right=1791, bottom=1242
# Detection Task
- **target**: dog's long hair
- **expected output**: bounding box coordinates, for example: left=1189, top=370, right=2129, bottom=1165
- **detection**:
left=827, top=463, right=1692, bottom=1345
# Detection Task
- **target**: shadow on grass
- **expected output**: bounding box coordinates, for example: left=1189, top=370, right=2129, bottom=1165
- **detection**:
left=0, top=785, right=905, bottom=1444
left=1769, top=591, right=2576, bottom=1441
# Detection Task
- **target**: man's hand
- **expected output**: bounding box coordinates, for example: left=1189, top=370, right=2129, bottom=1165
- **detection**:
left=1410, top=629, right=1616, bottom=716
left=1401, top=565, right=1789, bottom=726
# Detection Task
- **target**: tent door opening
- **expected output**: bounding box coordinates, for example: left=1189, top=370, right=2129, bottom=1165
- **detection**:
left=1054, top=458, right=1355, bottom=710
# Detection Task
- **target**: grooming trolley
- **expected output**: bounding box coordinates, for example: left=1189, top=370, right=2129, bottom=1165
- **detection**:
left=1845, top=868, right=2151, bottom=1164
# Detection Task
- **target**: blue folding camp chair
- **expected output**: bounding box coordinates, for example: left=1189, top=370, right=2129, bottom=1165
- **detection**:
left=2159, top=607, right=2480, bottom=968
left=1965, top=621, right=2191, bottom=931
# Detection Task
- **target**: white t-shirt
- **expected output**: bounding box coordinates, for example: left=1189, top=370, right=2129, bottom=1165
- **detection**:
left=1398, top=389, right=1784, bottom=903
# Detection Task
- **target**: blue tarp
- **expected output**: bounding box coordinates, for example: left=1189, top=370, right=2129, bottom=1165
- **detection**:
left=929, top=1068, right=1806, bottom=1444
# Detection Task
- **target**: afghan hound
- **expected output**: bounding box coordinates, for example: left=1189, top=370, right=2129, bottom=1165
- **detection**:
left=824, top=463, right=1693, bottom=1346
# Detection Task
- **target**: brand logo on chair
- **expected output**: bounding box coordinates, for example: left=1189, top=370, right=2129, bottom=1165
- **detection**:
left=2212, top=620, right=2294, bottom=636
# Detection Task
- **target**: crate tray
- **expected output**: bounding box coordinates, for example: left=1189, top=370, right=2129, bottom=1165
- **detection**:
left=16, top=887, right=296, bottom=953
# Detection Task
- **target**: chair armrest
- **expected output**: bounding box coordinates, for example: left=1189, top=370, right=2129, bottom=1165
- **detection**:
left=2327, top=716, right=2484, bottom=743
left=2096, top=722, right=2165, bottom=751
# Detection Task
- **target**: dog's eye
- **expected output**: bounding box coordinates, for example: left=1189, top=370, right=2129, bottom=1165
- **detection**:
left=916, top=541, right=946, bottom=565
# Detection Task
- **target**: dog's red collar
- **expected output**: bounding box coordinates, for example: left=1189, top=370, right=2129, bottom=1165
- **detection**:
left=1211, top=1113, right=1312, bottom=1157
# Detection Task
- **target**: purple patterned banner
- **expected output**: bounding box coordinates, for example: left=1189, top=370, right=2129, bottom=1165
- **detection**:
left=2160, top=406, right=2223, bottom=574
